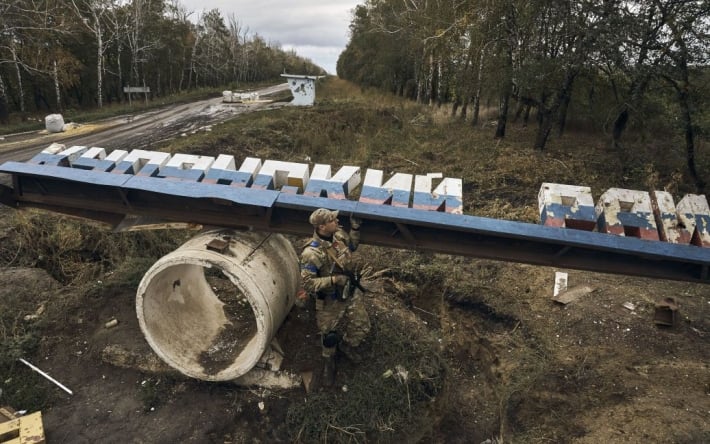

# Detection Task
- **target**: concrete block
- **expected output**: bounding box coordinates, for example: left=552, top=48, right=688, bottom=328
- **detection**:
left=251, top=160, right=310, bottom=192
left=112, top=149, right=170, bottom=176
left=677, top=194, right=710, bottom=247
left=596, top=188, right=659, bottom=240
left=304, top=164, right=361, bottom=199
left=360, top=169, right=412, bottom=207
left=158, top=154, right=215, bottom=182
left=651, top=191, right=693, bottom=244
left=538, top=183, right=596, bottom=230
left=413, top=174, right=463, bottom=214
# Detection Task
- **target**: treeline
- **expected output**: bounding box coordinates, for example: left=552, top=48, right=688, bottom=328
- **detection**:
left=337, top=0, right=709, bottom=191
left=0, top=0, right=324, bottom=120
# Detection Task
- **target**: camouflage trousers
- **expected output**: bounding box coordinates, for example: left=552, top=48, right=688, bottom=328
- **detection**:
left=315, top=292, right=371, bottom=358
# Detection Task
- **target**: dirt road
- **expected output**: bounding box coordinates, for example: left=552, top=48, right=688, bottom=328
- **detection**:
left=0, top=83, right=290, bottom=164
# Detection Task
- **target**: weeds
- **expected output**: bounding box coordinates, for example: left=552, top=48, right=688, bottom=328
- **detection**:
left=286, top=307, right=445, bottom=443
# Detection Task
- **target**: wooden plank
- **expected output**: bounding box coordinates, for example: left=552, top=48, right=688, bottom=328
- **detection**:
left=0, top=407, right=17, bottom=422
left=0, top=417, right=20, bottom=442
left=0, top=412, right=45, bottom=444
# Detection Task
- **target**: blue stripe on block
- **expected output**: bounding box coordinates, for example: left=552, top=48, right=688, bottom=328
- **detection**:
left=540, top=202, right=596, bottom=226
left=72, top=158, right=117, bottom=172
left=112, top=160, right=136, bottom=175
left=157, top=166, right=205, bottom=182
left=412, top=190, right=463, bottom=213
left=304, top=179, right=349, bottom=198
left=251, top=174, right=275, bottom=190
left=202, top=169, right=253, bottom=187
left=28, top=153, right=70, bottom=167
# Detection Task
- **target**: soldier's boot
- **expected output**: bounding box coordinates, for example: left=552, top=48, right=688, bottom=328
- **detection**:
left=321, top=354, right=336, bottom=387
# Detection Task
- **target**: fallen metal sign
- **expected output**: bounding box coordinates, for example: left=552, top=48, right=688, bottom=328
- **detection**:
left=0, top=145, right=707, bottom=284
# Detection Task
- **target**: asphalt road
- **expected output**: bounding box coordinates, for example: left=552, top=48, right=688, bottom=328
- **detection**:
left=0, top=83, right=290, bottom=164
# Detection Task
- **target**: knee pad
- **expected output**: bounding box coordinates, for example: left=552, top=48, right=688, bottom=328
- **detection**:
left=322, top=331, right=340, bottom=348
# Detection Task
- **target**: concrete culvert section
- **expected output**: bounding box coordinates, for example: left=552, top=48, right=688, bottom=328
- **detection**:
left=136, top=229, right=299, bottom=381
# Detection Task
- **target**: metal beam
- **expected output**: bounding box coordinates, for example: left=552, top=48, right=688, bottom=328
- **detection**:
left=0, top=161, right=708, bottom=284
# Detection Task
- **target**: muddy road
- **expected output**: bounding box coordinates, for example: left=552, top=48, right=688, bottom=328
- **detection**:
left=0, top=83, right=290, bottom=164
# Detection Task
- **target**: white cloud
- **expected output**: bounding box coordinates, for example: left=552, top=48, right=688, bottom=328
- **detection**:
left=180, top=0, right=360, bottom=74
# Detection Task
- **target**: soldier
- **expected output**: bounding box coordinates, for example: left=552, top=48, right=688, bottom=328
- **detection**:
left=300, top=208, right=371, bottom=387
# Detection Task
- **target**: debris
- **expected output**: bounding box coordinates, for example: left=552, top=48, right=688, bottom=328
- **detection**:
left=104, top=319, right=119, bottom=329
left=18, top=359, right=73, bottom=395
left=206, top=238, right=229, bottom=253
left=0, top=410, right=45, bottom=443
left=383, top=366, right=409, bottom=383
left=654, top=297, right=679, bottom=327
left=233, top=368, right=302, bottom=389
left=553, top=271, right=568, bottom=297
left=394, top=365, right=409, bottom=383
left=23, top=304, right=45, bottom=322
left=552, top=286, right=594, bottom=305
left=0, top=406, right=18, bottom=422
left=301, top=371, right=314, bottom=393
left=45, top=113, right=65, bottom=133
left=622, top=302, right=636, bottom=311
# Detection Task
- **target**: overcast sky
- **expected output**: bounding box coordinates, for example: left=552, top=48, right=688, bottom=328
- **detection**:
left=179, top=0, right=361, bottom=74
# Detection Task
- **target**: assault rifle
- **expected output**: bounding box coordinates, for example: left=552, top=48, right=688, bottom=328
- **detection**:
left=337, top=269, right=368, bottom=296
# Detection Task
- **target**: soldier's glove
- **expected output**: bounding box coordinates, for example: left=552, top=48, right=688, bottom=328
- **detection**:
left=294, top=289, right=309, bottom=308
left=350, top=216, right=362, bottom=230
left=332, top=274, right=349, bottom=286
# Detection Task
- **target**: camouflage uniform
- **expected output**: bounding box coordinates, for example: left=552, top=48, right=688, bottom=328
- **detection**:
left=300, top=212, right=371, bottom=359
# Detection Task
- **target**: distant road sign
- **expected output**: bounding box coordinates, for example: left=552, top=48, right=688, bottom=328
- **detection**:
left=123, top=86, right=151, bottom=93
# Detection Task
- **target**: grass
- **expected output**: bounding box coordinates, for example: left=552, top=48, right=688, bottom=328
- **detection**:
left=286, top=304, right=445, bottom=443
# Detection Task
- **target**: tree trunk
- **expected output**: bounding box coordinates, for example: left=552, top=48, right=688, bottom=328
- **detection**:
left=513, top=101, right=524, bottom=123
left=451, top=99, right=460, bottom=117
left=679, top=95, right=704, bottom=193
left=557, top=91, right=571, bottom=136
left=117, top=44, right=124, bottom=102
left=495, top=89, right=511, bottom=138
left=436, top=57, right=443, bottom=107
left=0, top=75, right=8, bottom=124
left=472, top=89, right=481, bottom=125
left=534, top=70, right=578, bottom=150
left=53, top=60, right=62, bottom=112
left=471, top=43, right=488, bottom=126
left=12, top=47, right=25, bottom=114
left=428, top=52, right=435, bottom=106
left=188, top=32, right=200, bottom=89
left=670, top=75, right=705, bottom=193
left=611, top=106, right=629, bottom=149
left=534, top=110, right=553, bottom=150
left=97, top=23, right=103, bottom=108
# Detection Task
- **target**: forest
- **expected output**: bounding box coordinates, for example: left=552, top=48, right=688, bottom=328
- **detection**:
left=0, top=0, right=324, bottom=122
left=337, top=0, right=709, bottom=192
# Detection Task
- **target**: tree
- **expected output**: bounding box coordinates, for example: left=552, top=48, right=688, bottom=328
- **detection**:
left=0, top=0, right=70, bottom=116
left=657, top=0, right=709, bottom=193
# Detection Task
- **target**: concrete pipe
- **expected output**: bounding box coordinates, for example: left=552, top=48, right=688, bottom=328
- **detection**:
left=136, top=229, right=299, bottom=381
